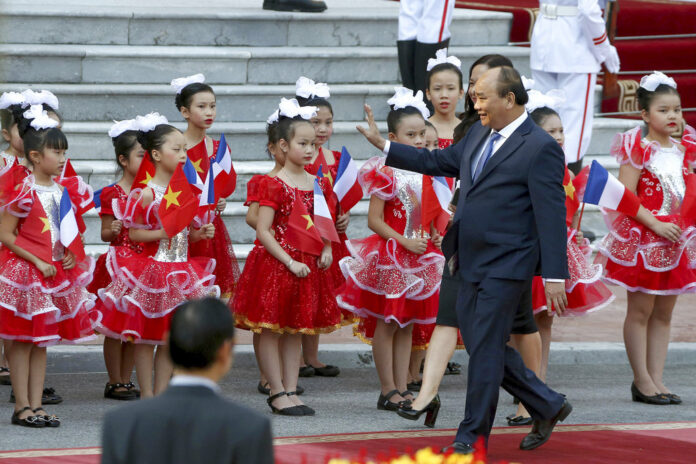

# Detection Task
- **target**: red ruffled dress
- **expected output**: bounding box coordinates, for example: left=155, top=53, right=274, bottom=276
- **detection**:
left=94, top=182, right=220, bottom=344
left=187, top=138, right=241, bottom=300
left=0, top=177, right=96, bottom=346
left=412, top=137, right=457, bottom=349
left=337, top=157, right=444, bottom=344
left=87, top=184, right=145, bottom=294
left=232, top=176, right=342, bottom=334
left=532, top=166, right=615, bottom=314
left=595, top=126, right=696, bottom=294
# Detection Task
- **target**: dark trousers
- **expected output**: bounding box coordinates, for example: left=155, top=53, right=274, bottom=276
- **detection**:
left=454, top=277, right=565, bottom=445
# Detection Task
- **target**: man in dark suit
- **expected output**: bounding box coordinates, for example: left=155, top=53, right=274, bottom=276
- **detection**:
left=357, top=66, right=572, bottom=454
left=101, top=298, right=273, bottom=464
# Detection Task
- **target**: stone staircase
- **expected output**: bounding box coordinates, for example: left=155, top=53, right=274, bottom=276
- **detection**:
left=0, top=0, right=634, bottom=262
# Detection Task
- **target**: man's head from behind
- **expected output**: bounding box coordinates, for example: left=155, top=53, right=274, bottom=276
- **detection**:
left=169, top=298, right=235, bottom=380
left=474, top=66, right=528, bottom=131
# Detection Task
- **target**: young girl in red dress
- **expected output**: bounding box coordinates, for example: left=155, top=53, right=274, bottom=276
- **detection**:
left=233, top=99, right=341, bottom=416
left=172, top=74, right=240, bottom=301
left=338, top=88, right=444, bottom=411
left=295, top=77, right=351, bottom=378
left=595, top=73, right=696, bottom=405
left=0, top=107, right=96, bottom=428
left=88, top=119, right=145, bottom=401
left=95, top=114, right=219, bottom=398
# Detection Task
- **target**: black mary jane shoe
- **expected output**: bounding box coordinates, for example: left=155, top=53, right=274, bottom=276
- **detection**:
left=309, top=364, right=340, bottom=377
left=665, top=393, right=682, bottom=405
left=631, top=383, right=670, bottom=405
left=124, top=382, right=141, bottom=398
left=441, top=442, right=473, bottom=455
left=377, top=389, right=410, bottom=411
left=287, top=391, right=315, bottom=416
left=104, top=382, right=137, bottom=401
left=0, top=367, right=10, bottom=385
left=299, top=365, right=315, bottom=378
left=11, top=407, right=45, bottom=428
left=267, top=392, right=305, bottom=416
left=33, top=408, right=60, bottom=428
left=444, top=362, right=461, bottom=376
left=258, top=382, right=304, bottom=396
left=397, top=395, right=440, bottom=428
left=41, top=387, right=63, bottom=405
left=507, top=415, right=534, bottom=426
left=407, top=380, right=422, bottom=392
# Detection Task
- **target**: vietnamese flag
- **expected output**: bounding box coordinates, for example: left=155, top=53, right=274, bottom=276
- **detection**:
left=681, top=173, right=696, bottom=220
left=158, top=164, right=199, bottom=238
left=14, top=199, right=54, bottom=264
left=186, top=139, right=210, bottom=177
left=286, top=193, right=324, bottom=256
left=58, top=159, right=78, bottom=180
left=309, top=149, right=331, bottom=185
left=132, top=151, right=156, bottom=190
left=563, top=167, right=580, bottom=225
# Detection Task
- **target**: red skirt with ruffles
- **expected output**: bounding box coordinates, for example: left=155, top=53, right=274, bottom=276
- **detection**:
left=0, top=249, right=96, bottom=346
left=189, top=214, right=240, bottom=300
left=94, top=249, right=220, bottom=344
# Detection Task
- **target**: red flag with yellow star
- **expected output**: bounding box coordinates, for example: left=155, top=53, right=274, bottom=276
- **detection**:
left=563, top=166, right=580, bottom=226
left=186, top=139, right=211, bottom=178
left=286, top=192, right=324, bottom=256
left=15, top=197, right=54, bottom=263
left=158, top=164, right=199, bottom=238
left=131, top=151, right=156, bottom=191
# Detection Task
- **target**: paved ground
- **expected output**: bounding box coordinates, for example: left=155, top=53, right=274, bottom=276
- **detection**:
left=0, top=361, right=693, bottom=452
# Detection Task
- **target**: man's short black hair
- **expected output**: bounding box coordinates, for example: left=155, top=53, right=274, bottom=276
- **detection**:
left=169, top=298, right=235, bottom=369
left=494, top=66, right=529, bottom=106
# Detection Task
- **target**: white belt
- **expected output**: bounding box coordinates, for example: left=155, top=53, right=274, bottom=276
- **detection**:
left=540, top=4, right=579, bottom=19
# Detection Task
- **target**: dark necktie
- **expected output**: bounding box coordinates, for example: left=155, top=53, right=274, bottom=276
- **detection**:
left=472, top=132, right=502, bottom=181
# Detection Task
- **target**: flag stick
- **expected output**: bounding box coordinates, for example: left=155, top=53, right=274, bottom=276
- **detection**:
left=576, top=202, right=586, bottom=232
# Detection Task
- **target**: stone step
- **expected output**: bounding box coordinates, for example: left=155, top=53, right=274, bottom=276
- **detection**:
left=0, top=44, right=531, bottom=85
left=0, top=6, right=511, bottom=48
left=60, top=117, right=637, bottom=162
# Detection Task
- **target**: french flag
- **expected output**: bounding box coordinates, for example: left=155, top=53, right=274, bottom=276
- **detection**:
left=314, top=178, right=340, bottom=242
left=583, top=160, right=641, bottom=217
left=422, top=176, right=453, bottom=234
left=59, top=189, right=86, bottom=260
left=198, top=164, right=216, bottom=224
left=183, top=156, right=204, bottom=193
left=211, top=134, right=237, bottom=199
left=93, top=182, right=116, bottom=214
left=333, top=146, right=363, bottom=212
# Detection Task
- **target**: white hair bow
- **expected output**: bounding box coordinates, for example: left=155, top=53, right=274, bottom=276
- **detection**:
left=526, top=89, right=566, bottom=113
left=21, top=89, right=59, bottom=110
left=23, top=105, right=59, bottom=130
left=0, top=91, right=25, bottom=109
left=387, top=87, right=430, bottom=119
left=426, top=48, right=462, bottom=72
left=108, top=119, right=139, bottom=138
left=267, top=110, right=280, bottom=125
left=640, top=71, right=677, bottom=92
left=521, top=76, right=535, bottom=91
left=295, top=76, right=331, bottom=100
left=134, top=112, right=169, bottom=133
left=277, top=98, right=317, bottom=120
left=170, top=73, right=206, bottom=94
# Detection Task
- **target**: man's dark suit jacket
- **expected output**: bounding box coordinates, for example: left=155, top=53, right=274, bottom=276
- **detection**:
left=386, top=115, right=569, bottom=282
left=101, top=385, right=274, bottom=464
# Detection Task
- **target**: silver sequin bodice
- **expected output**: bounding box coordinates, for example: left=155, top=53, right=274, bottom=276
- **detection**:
left=644, top=141, right=685, bottom=215
left=1, top=151, right=15, bottom=166
left=393, top=168, right=428, bottom=240
left=34, top=182, right=64, bottom=261
left=149, top=182, right=189, bottom=263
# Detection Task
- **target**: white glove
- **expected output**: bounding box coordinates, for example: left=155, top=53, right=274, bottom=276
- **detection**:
left=604, top=45, right=620, bottom=73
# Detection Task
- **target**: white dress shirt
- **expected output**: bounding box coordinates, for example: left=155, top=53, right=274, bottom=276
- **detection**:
left=170, top=374, right=221, bottom=393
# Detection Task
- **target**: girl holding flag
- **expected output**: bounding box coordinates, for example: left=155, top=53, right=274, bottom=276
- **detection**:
left=233, top=99, right=341, bottom=416
left=0, top=106, right=96, bottom=428
left=595, top=72, right=696, bottom=405
left=172, top=73, right=240, bottom=301
left=338, top=88, right=444, bottom=413
left=95, top=113, right=219, bottom=398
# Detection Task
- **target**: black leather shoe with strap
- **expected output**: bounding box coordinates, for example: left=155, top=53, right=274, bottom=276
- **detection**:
left=519, top=399, right=573, bottom=450
left=441, top=442, right=473, bottom=455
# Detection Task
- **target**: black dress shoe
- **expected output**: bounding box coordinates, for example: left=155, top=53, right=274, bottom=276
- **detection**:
left=507, top=415, right=534, bottom=426
left=665, top=393, right=682, bottom=405
left=299, top=365, right=315, bottom=377
left=519, top=399, right=572, bottom=451
left=309, top=364, right=340, bottom=377
left=397, top=395, right=440, bottom=428
left=377, top=389, right=409, bottom=411
left=631, top=383, right=670, bottom=405
left=407, top=380, right=422, bottom=392
left=263, top=0, right=327, bottom=12
left=441, top=442, right=473, bottom=455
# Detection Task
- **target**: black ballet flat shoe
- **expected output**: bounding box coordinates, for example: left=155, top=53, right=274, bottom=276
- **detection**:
left=665, top=393, right=682, bottom=405
left=520, top=400, right=573, bottom=451
left=257, top=381, right=271, bottom=395
left=377, top=389, right=409, bottom=411
left=11, top=407, right=44, bottom=428
left=397, top=395, right=440, bottom=428
left=267, top=392, right=305, bottom=416
left=32, top=408, right=60, bottom=428
left=299, top=365, right=315, bottom=377
left=631, top=383, right=670, bottom=405
left=0, top=367, right=10, bottom=385
left=41, top=387, right=63, bottom=405
left=287, top=391, right=315, bottom=416
left=104, top=382, right=137, bottom=401
left=507, top=415, right=534, bottom=426
left=309, top=364, right=340, bottom=377
left=263, top=0, right=327, bottom=13
left=441, top=442, right=473, bottom=455
left=444, top=362, right=461, bottom=375
left=407, top=380, right=422, bottom=392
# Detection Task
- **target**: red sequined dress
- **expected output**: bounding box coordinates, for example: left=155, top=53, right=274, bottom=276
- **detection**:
left=95, top=182, right=220, bottom=344
left=87, top=184, right=145, bottom=294
left=337, top=157, right=444, bottom=344
left=0, top=177, right=96, bottom=346
left=595, top=126, right=696, bottom=294
left=187, top=138, right=241, bottom=300
left=232, top=176, right=342, bottom=334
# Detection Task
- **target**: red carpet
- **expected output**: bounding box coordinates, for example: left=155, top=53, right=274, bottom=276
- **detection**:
left=1, top=422, right=695, bottom=463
